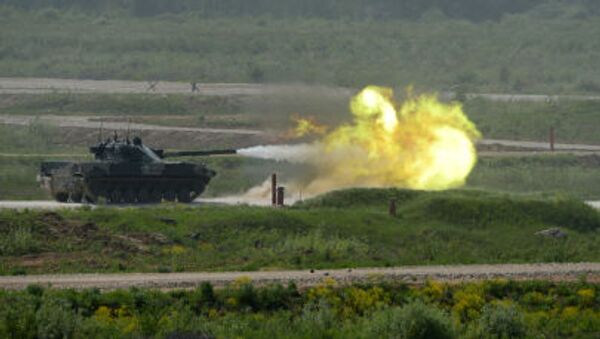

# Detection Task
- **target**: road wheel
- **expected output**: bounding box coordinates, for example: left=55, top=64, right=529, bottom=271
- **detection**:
left=109, top=189, right=122, bottom=204
left=55, top=192, right=68, bottom=203
left=138, top=188, right=150, bottom=203
left=70, top=192, right=83, bottom=203
left=149, top=189, right=162, bottom=203
left=123, top=188, right=136, bottom=204
left=83, top=194, right=96, bottom=204
left=163, top=190, right=176, bottom=202
left=177, top=189, right=192, bottom=203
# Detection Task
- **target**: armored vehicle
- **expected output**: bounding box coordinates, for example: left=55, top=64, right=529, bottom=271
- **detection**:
left=38, top=135, right=236, bottom=203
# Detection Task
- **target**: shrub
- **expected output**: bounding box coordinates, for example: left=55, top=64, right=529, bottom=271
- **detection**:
left=476, top=302, right=527, bottom=339
left=296, top=300, right=338, bottom=338
left=35, top=297, right=79, bottom=339
left=366, top=300, right=455, bottom=339
left=452, top=287, right=485, bottom=323
left=0, top=294, right=38, bottom=339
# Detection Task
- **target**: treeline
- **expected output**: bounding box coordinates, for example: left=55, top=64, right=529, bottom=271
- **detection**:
left=2, top=0, right=599, bottom=20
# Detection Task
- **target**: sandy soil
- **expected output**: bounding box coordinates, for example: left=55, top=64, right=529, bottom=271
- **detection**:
left=0, top=263, right=598, bottom=290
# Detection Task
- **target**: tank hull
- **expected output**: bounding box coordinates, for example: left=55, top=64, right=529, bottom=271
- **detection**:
left=39, top=161, right=215, bottom=203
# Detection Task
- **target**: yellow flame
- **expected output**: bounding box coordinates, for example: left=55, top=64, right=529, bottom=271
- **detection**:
left=288, top=116, right=328, bottom=138
left=298, top=85, right=480, bottom=193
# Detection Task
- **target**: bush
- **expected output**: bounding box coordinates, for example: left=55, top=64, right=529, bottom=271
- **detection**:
left=366, top=300, right=455, bottom=339
left=0, top=294, right=38, bottom=339
left=35, top=297, right=79, bottom=339
left=476, top=303, right=527, bottom=339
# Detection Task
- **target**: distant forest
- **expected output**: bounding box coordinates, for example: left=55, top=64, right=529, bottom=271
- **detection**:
left=2, top=0, right=600, bottom=21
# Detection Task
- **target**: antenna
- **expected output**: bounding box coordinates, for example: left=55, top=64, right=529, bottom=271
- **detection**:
left=98, top=120, right=103, bottom=142
left=126, top=118, right=131, bottom=141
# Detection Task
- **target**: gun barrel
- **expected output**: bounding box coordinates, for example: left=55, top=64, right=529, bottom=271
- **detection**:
left=163, top=149, right=237, bottom=157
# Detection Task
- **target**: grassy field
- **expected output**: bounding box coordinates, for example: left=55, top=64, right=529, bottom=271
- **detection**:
left=1, top=188, right=598, bottom=275
left=465, top=99, right=600, bottom=145
left=468, top=154, right=600, bottom=200
left=1, top=4, right=600, bottom=94
left=2, top=279, right=599, bottom=338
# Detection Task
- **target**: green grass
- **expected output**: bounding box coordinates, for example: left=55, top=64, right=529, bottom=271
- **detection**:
left=0, top=93, right=242, bottom=117
left=467, top=154, right=600, bottom=200
left=1, top=188, right=598, bottom=275
left=465, top=99, right=600, bottom=145
left=2, top=279, right=599, bottom=338
left=1, top=5, right=600, bottom=93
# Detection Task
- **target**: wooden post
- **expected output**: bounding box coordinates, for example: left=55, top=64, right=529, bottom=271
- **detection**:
left=271, top=173, right=277, bottom=206
left=277, top=187, right=285, bottom=207
left=389, top=199, right=397, bottom=216
left=549, top=126, right=555, bottom=152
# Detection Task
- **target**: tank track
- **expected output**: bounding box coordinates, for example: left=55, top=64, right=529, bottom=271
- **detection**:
left=55, top=177, right=208, bottom=204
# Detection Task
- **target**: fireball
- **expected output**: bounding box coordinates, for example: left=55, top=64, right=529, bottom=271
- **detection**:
left=302, top=86, right=480, bottom=193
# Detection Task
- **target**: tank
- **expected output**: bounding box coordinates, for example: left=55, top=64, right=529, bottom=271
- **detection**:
left=38, top=134, right=236, bottom=204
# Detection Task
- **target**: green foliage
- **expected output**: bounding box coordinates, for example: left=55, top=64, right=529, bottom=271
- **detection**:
left=475, top=302, right=527, bottom=339
left=0, top=292, right=38, bottom=339
left=35, top=297, right=79, bottom=339
left=1, top=280, right=599, bottom=338
left=366, top=300, right=455, bottom=339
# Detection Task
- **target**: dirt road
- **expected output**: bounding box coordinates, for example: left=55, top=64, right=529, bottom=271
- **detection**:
left=0, top=77, right=270, bottom=96
left=0, top=77, right=352, bottom=97
left=2, top=77, right=600, bottom=102
left=479, top=139, right=600, bottom=151
left=0, top=114, right=263, bottom=136
left=0, top=263, right=598, bottom=290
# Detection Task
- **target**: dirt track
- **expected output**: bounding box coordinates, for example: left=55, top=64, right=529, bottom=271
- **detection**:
left=0, top=263, right=598, bottom=290
left=0, top=77, right=352, bottom=97
left=2, top=77, right=600, bottom=102
left=0, top=77, right=271, bottom=95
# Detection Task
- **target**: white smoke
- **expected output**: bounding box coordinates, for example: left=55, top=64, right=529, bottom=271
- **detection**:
left=197, top=144, right=318, bottom=206
left=198, top=179, right=300, bottom=206
left=237, top=143, right=320, bottom=164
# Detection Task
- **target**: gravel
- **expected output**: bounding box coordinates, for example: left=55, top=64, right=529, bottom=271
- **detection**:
left=1, top=263, right=598, bottom=290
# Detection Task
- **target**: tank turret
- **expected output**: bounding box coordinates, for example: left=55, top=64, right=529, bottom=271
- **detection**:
left=38, top=135, right=235, bottom=204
